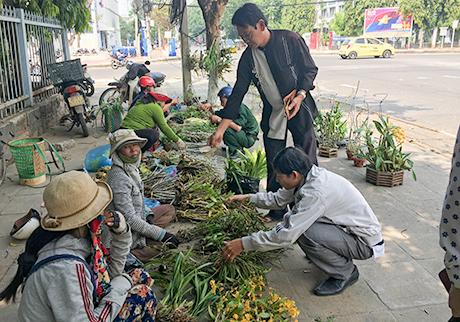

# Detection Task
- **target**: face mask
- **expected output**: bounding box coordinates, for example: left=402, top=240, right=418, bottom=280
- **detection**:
left=118, top=152, right=139, bottom=164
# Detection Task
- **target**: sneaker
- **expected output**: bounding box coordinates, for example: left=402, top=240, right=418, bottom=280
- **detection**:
left=313, top=265, right=359, bottom=296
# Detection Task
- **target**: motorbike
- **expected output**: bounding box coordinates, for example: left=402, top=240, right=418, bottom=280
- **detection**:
left=111, top=57, right=128, bottom=69
left=47, top=59, right=95, bottom=137
left=99, top=61, right=166, bottom=107
left=79, top=64, right=95, bottom=97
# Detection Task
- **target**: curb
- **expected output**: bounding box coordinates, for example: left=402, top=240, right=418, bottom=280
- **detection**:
left=311, top=48, right=460, bottom=56
left=85, top=56, right=182, bottom=68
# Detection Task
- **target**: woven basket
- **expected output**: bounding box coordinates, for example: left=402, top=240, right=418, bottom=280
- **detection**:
left=318, top=146, right=338, bottom=158
left=366, top=167, right=404, bottom=187
left=8, top=138, right=47, bottom=186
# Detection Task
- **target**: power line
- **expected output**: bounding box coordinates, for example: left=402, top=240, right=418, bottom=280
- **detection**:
left=151, top=0, right=354, bottom=9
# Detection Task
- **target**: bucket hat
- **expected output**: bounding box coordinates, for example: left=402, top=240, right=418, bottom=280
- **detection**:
left=108, top=129, right=147, bottom=156
left=41, top=171, right=112, bottom=231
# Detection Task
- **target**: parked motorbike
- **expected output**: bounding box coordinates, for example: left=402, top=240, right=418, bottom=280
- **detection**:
left=47, top=59, right=95, bottom=137
left=79, top=64, right=95, bottom=97
left=99, top=61, right=165, bottom=107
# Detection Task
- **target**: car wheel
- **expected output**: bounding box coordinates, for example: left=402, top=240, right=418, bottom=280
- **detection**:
left=340, top=55, right=347, bottom=59
left=348, top=51, right=357, bottom=59
left=383, top=50, right=392, bottom=58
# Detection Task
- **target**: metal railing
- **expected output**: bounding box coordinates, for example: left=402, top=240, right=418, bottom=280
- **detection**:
left=0, top=6, right=70, bottom=120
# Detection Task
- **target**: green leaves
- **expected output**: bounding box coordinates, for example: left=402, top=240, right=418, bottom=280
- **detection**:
left=359, top=116, right=416, bottom=179
left=226, top=148, right=267, bottom=180
left=314, top=102, right=348, bottom=149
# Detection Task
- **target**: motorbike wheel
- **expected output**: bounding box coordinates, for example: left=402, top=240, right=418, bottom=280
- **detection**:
left=85, top=82, right=95, bottom=97
left=99, top=87, right=122, bottom=106
left=77, top=112, right=89, bottom=137
left=111, top=61, right=119, bottom=69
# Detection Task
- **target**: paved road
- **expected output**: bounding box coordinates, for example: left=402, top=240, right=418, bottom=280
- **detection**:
left=88, top=52, right=460, bottom=136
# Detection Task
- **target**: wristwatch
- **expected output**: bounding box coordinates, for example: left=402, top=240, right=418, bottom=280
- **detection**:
left=297, top=90, right=307, bottom=100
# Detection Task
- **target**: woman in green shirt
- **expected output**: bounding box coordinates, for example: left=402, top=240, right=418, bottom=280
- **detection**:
left=122, top=76, right=186, bottom=152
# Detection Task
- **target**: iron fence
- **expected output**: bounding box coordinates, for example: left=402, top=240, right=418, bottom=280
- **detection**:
left=0, top=6, right=70, bottom=120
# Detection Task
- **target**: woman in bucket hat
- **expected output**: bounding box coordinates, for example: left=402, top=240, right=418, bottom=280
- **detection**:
left=106, top=129, right=179, bottom=263
left=121, top=75, right=186, bottom=153
left=0, top=171, right=158, bottom=321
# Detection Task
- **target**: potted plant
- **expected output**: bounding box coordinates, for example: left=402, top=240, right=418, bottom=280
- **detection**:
left=226, top=148, right=267, bottom=194
left=357, top=116, right=416, bottom=187
left=346, top=112, right=368, bottom=160
left=314, top=102, right=347, bottom=158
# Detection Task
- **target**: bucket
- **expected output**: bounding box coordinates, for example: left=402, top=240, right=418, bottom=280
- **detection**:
left=8, top=138, right=47, bottom=186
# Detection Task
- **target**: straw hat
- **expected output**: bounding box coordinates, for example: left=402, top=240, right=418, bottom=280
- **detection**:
left=41, top=171, right=112, bottom=231
left=108, top=129, right=147, bottom=156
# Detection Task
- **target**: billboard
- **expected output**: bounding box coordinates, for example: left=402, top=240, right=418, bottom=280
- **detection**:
left=364, top=7, right=413, bottom=38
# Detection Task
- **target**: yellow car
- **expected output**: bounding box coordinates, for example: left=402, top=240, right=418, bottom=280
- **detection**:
left=338, top=37, right=395, bottom=59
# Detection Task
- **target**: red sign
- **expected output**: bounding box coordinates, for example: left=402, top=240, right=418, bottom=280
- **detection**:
left=364, top=7, right=413, bottom=37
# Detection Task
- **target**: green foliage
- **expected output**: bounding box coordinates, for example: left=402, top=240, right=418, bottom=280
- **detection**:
left=338, top=0, right=398, bottom=36
left=314, top=103, right=348, bottom=149
left=337, top=0, right=460, bottom=36
left=357, top=116, right=416, bottom=179
left=399, top=0, right=460, bottom=30
left=329, top=11, right=347, bottom=35
left=226, top=148, right=267, bottom=180
left=120, top=17, right=135, bottom=45
left=189, top=39, right=233, bottom=80
left=4, top=0, right=90, bottom=33
left=280, top=0, right=315, bottom=34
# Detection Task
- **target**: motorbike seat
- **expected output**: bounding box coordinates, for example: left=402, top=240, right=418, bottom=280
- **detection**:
left=108, top=81, right=122, bottom=87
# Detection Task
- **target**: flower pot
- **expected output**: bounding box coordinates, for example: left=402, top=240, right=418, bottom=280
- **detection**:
left=353, top=157, right=366, bottom=167
left=318, top=146, right=338, bottom=158
left=366, top=167, right=404, bottom=187
left=346, top=149, right=354, bottom=160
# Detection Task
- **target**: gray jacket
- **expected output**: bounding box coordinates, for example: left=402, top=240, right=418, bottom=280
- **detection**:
left=242, top=165, right=383, bottom=252
left=107, top=159, right=166, bottom=249
left=18, top=227, right=132, bottom=322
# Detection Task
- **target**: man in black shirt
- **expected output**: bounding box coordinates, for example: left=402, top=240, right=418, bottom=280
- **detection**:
left=209, top=3, right=319, bottom=220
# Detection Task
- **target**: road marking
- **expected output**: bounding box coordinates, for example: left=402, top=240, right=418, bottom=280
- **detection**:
left=339, top=84, right=369, bottom=92
left=417, top=76, right=430, bottom=80
left=443, top=75, right=460, bottom=79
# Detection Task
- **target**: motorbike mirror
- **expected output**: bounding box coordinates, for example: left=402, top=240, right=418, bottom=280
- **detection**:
left=144, top=60, right=151, bottom=65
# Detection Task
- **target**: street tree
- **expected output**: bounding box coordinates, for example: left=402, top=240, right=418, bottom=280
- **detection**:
left=280, top=0, right=315, bottom=34
left=196, top=0, right=228, bottom=101
left=3, top=0, right=90, bottom=33
left=329, top=11, right=347, bottom=35
left=399, top=0, right=460, bottom=47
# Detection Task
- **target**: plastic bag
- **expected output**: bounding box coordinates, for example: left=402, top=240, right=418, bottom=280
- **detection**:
left=227, top=175, right=260, bottom=194
left=84, top=144, right=112, bottom=172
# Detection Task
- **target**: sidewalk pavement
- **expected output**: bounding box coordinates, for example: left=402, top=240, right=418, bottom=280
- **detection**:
left=0, top=116, right=455, bottom=321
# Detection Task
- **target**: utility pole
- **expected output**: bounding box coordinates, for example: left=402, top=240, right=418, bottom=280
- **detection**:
left=180, top=3, right=192, bottom=103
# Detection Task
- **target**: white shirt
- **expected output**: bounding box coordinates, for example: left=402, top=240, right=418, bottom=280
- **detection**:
left=242, top=165, right=383, bottom=252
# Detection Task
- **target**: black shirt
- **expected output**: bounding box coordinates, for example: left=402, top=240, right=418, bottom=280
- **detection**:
left=220, top=29, right=318, bottom=121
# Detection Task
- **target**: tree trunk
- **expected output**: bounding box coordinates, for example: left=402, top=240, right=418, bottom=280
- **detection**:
left=418, top=29, right=424, bottom=48
left=431, top=28, right=438, bottom=48
left=198, top=0, right=228, bottom=103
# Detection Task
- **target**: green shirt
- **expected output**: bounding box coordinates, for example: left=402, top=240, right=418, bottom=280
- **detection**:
left=122, top=102, right=180, bottom=142
left=217, top=104, right=259, bottom=136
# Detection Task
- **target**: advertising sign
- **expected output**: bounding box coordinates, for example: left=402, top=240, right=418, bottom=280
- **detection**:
left=364, top=7, right=413, bottom=37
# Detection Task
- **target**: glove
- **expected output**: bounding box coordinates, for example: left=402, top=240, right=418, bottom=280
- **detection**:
left=110, top=211, right=127, bottom=234
left=161, top=232, right=179, bottom=248
left=176, top=139, right=186, bottom=150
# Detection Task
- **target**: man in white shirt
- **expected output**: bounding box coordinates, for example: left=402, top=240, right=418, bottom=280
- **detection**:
left=224, top=146, right=384, bottom=296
